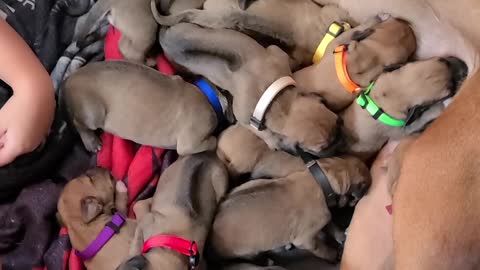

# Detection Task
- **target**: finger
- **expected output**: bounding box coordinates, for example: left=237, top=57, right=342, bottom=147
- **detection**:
left=0, top=143, right=22, bottom=167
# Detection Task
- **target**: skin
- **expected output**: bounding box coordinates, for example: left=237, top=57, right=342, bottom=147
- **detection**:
left=0, top=20, right=55, bottom=166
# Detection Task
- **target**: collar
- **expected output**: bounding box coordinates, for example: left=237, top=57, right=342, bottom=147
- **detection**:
left=334, top=45, right=362, bottom=94
left=250, top=76, right=297, bottom=131
left=194, top=78, right=225, bottom=124
left=298, top=152, right=337, bottom=208
left=142, top=235, right=200, bottom=270
left=75, top=212, right=126, bottom=261
left=313, top=21, right=351, bottom=64
left=356, top=82, right=406, bottom=127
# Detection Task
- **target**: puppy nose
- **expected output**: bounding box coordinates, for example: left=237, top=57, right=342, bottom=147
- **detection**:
left=440, top=57, right=468, bottom=91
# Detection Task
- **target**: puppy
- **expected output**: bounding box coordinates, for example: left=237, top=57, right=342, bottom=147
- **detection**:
left=209, top=156, right=371, bottom=262
left=57, top=168, right=137, bottom=270
left=217, top=124, right=304, bottom=181
left=160, top=23, right=339, bottom=157
left=294, top=16, right=417, bottom=112
left=61, top=61, right=228, bottom=155
left=151, top=0, right=354, bottom=68
left=340, top=57, right=468, bottom=160
left=75, top=0, right=157, bottom=63
left=158, top=0, right=206, bottom=14
left=117, top=153, right=229, bottom=270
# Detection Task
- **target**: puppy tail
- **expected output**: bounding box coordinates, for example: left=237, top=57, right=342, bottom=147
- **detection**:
left=75, top=0, right=113, bottom=42
left=116, top=255, right=147, bottom=270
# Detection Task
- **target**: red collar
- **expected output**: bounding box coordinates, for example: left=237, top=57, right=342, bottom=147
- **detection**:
left=142, top=235, right=200, bottom=269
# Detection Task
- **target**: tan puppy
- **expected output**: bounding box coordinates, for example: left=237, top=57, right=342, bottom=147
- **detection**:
left=76, top=0, right=157, bottom=63
left=340, top=57, right=468, bottom=160
left=294, top=17, right=417, bottom=112
left=61, top=61, right=228, bottom=155
left=57, top=168, right=136, bottom=270
left=117, top=152, right=229, bottom=270
left=217, top=124, right=304, bottom=181
left=151, top=0, right=354, bottom=68
left=160, top=23, right=340, bottom=157
left=209, top=156, right=371, bottom=263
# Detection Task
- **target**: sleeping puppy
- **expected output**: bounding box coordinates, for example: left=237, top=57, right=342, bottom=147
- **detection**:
left=160, top=23, right=340, bottom=157
left=57, top=168, right=138, bottom=270
left=209, top=156, right=371, bottom=263
left=340, top=57, right=468, bottom=160
left=117, top=153, right=228, bottom=270
left=217, top=124, right=304, bottom=182
left=75, top=0, right=157, bottom=63
left=61, top=61, right=229, bottom=155
left=151, top=0, right=354, bottom=68
left=294, top=16, right=417, bottom=112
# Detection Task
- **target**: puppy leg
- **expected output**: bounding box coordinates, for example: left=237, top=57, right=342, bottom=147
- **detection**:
left=119, top=36, right=146, bottom=63
left=74, top=120, right=102, bottom=152
left=177, top=135, right=217, bottom=156
left=115, top=181, right=129, bottom=215
left=128, top=214, right=153, bottom=256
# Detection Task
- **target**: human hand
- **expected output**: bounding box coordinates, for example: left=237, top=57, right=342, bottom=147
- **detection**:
left=0, top=89, right=55, bottom=166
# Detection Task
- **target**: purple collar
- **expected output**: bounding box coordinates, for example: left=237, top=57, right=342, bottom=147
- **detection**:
left=75, top=212, right=126, bottom=261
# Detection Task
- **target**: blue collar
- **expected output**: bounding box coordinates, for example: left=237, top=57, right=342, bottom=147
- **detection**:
left=194, top=78, right=224, bottom=123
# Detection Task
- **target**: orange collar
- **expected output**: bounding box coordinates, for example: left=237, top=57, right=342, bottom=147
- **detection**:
left=334, top=45, right=362, bottom=94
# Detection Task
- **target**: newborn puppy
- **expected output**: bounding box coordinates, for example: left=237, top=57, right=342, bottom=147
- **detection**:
left=117, top=153, right=228, bottom=270
left=217, top=124, right=304, bottom=181
left=210, top=156, right=371, bottom=262
left=294, top=16, right=417, bottom=112
left=76, top=0, right=157, bottom=63
left=57, top=168, right=137, bottom=270
left=61, top=61, right=227, bottom=155
left=340, top=57, right=468, bottom=160
left=151, top=0, right=354, bottom=68
left=161, top=23, right=339, bottom=157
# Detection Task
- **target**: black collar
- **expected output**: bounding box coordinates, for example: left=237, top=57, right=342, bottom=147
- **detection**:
left=298, top=151, right=338, bottom=208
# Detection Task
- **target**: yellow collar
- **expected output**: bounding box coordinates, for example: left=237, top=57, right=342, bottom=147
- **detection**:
left=312, top=21, right=351, bottom=64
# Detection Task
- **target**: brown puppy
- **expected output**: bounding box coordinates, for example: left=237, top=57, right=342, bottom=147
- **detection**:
left=217, top=124, right=304, bottom=181
left=76, top=0, right=157, bottom=63
left=209, top=156, right=371, bottom=262
left=151, top=0, right=354, bottom=68
left=61, top=60, right=228, bottom=155
left=57, top=168, right=136, bottom=270
left=340, top=57, right=468, bottom=160
left=117, top=152, right=229, bottom=270
left=160, top=23, right=339, bottom=157
left=294, top=16, right=417, bottom=112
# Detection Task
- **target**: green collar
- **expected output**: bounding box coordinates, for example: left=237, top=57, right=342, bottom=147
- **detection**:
left=356, top=82, right=406, bottom=127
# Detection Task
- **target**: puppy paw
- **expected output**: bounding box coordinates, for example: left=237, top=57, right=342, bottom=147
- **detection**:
left=116, top=181, right=128, bottom=194
left=377, top=12, right=392, bottom=21
left=83, top=136, right=102, bottom=153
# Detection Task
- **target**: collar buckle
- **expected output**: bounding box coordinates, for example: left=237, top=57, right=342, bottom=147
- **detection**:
left=188, top=241, right=200, bottom=270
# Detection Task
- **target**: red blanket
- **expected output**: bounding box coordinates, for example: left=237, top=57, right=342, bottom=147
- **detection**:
left=61, top=26, right=177, bottom=270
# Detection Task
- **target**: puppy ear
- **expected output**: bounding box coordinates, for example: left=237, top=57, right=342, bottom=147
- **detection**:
left=350, top=28, right=375, bottom=42
left=80, top=196, right=104, bottom=224
left=238, top=0, right=256, bottom=10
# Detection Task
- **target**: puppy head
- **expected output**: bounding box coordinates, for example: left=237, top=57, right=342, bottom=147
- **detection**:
left=280, top=93, right=340, bottom=156
left=369, top=57, right=468, bottom=126
left=344, top=17, right=417, bottom=86
left=217, top=124, right=267, bottom=177
left=319, top=156, right=371, bottom=207
left=57, top=168, right=117, bottom=225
